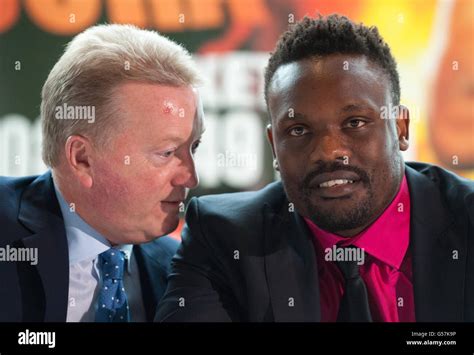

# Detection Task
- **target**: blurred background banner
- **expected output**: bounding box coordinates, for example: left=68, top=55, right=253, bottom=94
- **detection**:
left=1, top=0, right=473, bottom=193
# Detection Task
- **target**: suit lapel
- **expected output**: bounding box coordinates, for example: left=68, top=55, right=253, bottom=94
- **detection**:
left=134, top=243, right=168, bottom=321
left=406, top=166, right=466, bottom=321
left=263, top=184, right=320, bottom=322
left=17, top=171, right=69, bottom=322
left=263, top=168, right=466, bottom=322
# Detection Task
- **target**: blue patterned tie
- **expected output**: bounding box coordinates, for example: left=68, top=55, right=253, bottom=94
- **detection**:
left=95, top=249, right=130, bottom=322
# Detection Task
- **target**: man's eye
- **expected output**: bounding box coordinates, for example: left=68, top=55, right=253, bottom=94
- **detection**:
left=191, top=140, right=201, bottom=154
left=159, top=150, right=175, bottom=158
left=289, top=126, right=308, bottom=136
left=347, top=119, right=366, bottom=128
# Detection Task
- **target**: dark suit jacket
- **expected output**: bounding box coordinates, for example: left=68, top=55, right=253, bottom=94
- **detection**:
left=0, top=171, right=179, bottom=322
left=156, top=162, right=474, bottom=322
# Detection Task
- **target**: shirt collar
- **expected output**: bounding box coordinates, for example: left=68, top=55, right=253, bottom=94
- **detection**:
left=304, top=174, right=411, bottom=270
left=119, top=245, right=133, bottom=274
left=53, top=180, right=133, bottom=273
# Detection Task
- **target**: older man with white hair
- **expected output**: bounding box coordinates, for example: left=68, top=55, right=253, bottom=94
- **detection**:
left=0, top=24, right=204, bottom=322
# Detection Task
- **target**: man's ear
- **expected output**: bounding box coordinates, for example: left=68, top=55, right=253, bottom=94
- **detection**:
left=266, top=123, right=276, bottom=157
left=64, top=135, right=94, bottom=188
left=396, top=105, right=410, bottom=151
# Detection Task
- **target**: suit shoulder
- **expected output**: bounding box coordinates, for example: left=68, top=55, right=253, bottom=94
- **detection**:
left=152, top=235, right=180, bottom=256
left=0, top=175, right=38, bottom=241
left=183, top=182, right=287, bottom=251
left=406, top=162, right=474, bottom=216
left=139, top=236, right=179, bottom=268
left=191, top=181, right=286, bottom=224
left=0, top=175, right=36, bottom=201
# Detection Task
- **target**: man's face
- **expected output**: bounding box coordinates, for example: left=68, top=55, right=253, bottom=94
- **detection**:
left=88, top=82, right=203, bottom=244
left=267, top=54, right=409, bottom=237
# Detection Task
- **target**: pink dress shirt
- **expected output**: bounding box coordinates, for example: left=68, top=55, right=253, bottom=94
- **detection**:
left=304, top=175, right=415, bottom=322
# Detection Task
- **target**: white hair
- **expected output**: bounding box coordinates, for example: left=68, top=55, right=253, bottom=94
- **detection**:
left=41, top=24, right=202, bottom=167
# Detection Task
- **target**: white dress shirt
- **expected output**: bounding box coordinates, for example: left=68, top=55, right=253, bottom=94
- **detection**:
left=53, top=182, right=147, bottom=322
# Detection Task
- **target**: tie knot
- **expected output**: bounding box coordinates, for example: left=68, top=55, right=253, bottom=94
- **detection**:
left=99, top=249, right=125, bottom=280
left=335, top=247, right=363, bottom=280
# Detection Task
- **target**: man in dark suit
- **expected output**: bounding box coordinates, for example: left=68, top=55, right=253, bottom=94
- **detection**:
left=0, top=24, right=204, bottom=322
left=156, top=15, right=474, bottom=322
left=0, top=172, right=180, bottom=322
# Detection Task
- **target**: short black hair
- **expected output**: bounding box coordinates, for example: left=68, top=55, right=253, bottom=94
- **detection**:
left=264, top=14, right=400, bottom=105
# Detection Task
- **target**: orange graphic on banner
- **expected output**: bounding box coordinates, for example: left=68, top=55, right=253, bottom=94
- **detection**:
left=106, top=0, right=148, bottom=28
left=0, top=0, right=20, bottom=33
left=24, top=0, right=101, bottom=35
left=106, top=0, right=224, bottom=30
left=187, top=0, right=223, bottom=30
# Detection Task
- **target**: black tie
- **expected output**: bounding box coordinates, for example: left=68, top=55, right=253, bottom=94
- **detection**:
left=336, top=247, right=372, bottom=322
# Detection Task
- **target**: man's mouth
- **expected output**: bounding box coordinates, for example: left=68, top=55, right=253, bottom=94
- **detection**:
left=307, top=170, right=364, bottom=199
left=161, top=200, right=184, bottom=209
left=315, top=180, right=363, bottom=199
left=318, top=179, right=355, bottom=188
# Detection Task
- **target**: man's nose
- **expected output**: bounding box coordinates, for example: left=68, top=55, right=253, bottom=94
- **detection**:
left=312, top=130, right=351, bottom=162
left=172, top=155, right=199, bottom=189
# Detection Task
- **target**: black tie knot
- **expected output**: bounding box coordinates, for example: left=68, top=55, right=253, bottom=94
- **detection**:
left=335, top=247, right=364, bottom=280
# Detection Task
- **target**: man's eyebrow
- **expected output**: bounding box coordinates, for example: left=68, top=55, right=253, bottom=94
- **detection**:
left=275, top=103, right=379, bottom=123
left=160, top=136, right=184, bottom=144
left=277, top=111, right=308, bottom=122
left=340, top=103, right=379, bottom=114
